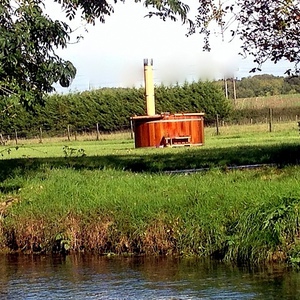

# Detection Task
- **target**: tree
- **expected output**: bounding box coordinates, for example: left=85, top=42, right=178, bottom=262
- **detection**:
left=186, top=0, right=300, bottom=75
left=235, top=0, right=300, bottom=75
left=283, top=76, right=300, bottom=93
left=1, top=0, right=299, bottom=107
left=0, top=0, right=189, bottom=107
left=0, top=0, right=76, bottom=107
left=57, top=0, right=299, bottom=75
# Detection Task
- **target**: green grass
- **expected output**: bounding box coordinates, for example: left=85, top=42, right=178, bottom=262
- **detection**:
left=0, top=121, right=300, bottom=266
left=0, top=121, right=298, bottom=155
left=2, top=166, right=300, bottom=264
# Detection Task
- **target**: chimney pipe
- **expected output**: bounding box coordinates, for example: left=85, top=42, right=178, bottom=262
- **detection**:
left=143, top=58, right=155, bottom=116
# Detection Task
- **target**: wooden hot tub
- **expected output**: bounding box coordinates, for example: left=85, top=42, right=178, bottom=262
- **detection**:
left=131, top=112, right=205, bottom=148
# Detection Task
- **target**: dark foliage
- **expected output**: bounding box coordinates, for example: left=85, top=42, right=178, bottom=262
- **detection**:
left=0, top=0, right=76, bottom=107
left=188, top=0, right=300, bottom=75
left=236, top=0, right=300, bottom=75
left=1, top=0, right=299, bottom=109
left=0, top=81, right=231, bottom=137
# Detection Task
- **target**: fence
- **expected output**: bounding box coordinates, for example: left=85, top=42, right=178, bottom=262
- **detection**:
left=0, top=124, right=132, bottom=146
left=1, top=110, right=300, bottom=145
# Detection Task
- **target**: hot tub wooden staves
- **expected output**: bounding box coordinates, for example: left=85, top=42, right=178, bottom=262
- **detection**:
left=130, top=113, right=205, bottom=148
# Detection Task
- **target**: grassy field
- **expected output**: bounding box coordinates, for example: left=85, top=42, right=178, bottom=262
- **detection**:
left=1, top=121, right=299, bottom=158
left=0, top=121, right=300, bottom=266
left=234, top=94, right=300, bottom=109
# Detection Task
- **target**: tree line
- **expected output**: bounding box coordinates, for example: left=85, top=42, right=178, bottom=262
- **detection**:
left=1, top=76, right=300, bottom=138
left=216, top=74, right=300, bottom=99
left=1, top=0, right=299, bottom=109
left=0, top=81, right=231, bottom=137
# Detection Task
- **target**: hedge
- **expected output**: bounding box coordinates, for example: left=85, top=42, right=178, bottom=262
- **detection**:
left=0, top=81, right=232, bottom=137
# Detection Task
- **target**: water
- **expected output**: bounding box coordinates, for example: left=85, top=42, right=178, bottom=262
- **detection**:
left=0, top=254, right=299, bottom=299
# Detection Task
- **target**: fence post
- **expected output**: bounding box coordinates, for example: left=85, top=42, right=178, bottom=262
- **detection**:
left=216, top=114, right=220, bottom=135
left=39, top=127, right=43, bottom=143
left=268, top=108, right=273, bottom=132
left=15, top=130, right=18, bottom=145
left=130, top=119, right=134, bottom=139
left=96, top=123, right=100, bottom=141
left=67, top=125, right=71, bottom=141
left=0, top=133, right=5, bottom=145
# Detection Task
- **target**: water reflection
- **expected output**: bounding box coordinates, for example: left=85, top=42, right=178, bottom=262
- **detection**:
left=0, top=254, right=298, bottom=299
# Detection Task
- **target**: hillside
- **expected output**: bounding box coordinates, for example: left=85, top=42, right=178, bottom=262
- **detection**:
left=234, top=94, right=300, bottom=110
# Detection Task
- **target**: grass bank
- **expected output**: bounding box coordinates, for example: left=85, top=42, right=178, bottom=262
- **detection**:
left=1, top=167, right=300, bottom=266
left=0, top=121, right=300, bottom=266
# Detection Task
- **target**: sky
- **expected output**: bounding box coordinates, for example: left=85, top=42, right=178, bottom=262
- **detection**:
left=47, top=1, right=294, bottom=93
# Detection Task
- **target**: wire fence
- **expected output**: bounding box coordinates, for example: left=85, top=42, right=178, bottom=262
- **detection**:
left=1, top=115, right=299, bottom=146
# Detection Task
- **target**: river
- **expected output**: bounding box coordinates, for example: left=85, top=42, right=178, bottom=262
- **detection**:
left=0, top=254, right=299, bottom=299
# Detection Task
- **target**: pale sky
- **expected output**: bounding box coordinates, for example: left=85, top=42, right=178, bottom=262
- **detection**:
left=47, top=1, right=293, bottom=93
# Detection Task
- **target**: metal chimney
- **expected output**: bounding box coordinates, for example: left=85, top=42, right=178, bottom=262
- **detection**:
left=130, top=59, right=205, bottom=148
left=143, top=58, right=155, bottom=116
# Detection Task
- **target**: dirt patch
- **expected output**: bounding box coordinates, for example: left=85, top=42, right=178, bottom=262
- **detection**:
left=0, top=197, right=19, bottom=217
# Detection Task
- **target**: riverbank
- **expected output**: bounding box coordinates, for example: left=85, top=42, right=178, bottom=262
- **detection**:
left=1, top=165, right=300, bottom=267
left=1, top=123, right=300, bottom=267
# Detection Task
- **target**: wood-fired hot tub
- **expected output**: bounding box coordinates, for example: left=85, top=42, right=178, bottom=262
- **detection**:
left=131, top=112, right=205, bottom=148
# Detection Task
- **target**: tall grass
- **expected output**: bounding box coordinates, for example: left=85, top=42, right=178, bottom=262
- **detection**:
left=0, top=122, right=300, bottom=266
left=1, top=166, right=300, bottom=265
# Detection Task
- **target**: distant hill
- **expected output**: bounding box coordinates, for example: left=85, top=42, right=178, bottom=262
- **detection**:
left=214, top=74, right=300, bottom=99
